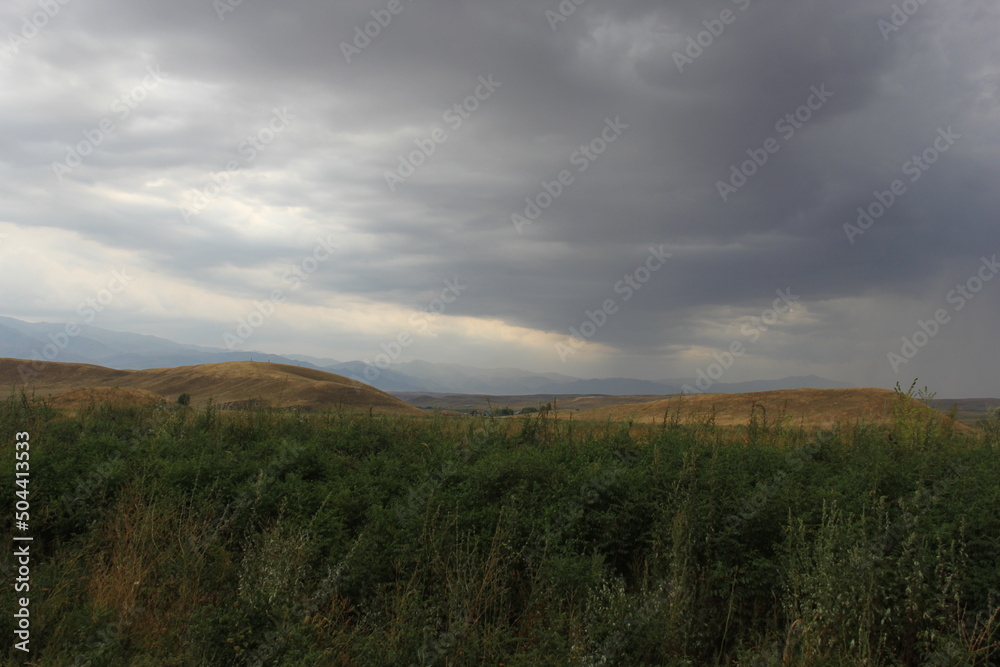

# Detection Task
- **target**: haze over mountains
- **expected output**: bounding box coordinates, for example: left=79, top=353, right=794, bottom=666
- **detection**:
left=0, top=315, right=857, bottom=396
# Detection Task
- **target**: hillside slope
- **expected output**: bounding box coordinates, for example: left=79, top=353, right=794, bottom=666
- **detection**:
left=567, top=388, right=965, bottom=430
left=0, top=358, right=422, bottom=414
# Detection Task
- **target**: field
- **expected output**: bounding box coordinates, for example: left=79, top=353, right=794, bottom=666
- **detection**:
left=0, top=359, right=422, bottom=415
left=397, top=389, right=994, bottom=427
left=560, top=388, right=978, bottom=431
left=394, top=392, right=667, bottom=413
left=927, top=398, right=1000, bottom=425
left=2, top=381, right=999, bottom=666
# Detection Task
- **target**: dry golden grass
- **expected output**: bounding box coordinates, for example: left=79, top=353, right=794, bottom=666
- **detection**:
left=395, top=392, right=665, bottom=412
left=85, top=486, right=219, bottom=655
left=46, top=386, right=166, bottom=415
left=0, top=358, right=422, bottom=415
left=563, top=387, right=966, bottom=431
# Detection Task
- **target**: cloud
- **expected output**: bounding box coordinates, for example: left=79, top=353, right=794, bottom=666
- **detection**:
left=1, top=0, right=998, bottom=395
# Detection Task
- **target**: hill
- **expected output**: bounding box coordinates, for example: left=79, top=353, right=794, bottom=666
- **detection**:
left=1, top=317, right=856, bottom=396
left=0, top=358, right=422, bottom=415
left=565, top=388, right=970, bottom=431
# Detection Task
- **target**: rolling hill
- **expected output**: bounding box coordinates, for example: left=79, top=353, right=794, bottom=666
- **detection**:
left=1, top=317, right=856, bottom=396
left=563, top=388, right=970, bottom=431
left=0, top=358, right=422, bottom=415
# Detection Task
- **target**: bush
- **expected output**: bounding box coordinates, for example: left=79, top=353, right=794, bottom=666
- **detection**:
left=2, top=394, right=998, bottom=665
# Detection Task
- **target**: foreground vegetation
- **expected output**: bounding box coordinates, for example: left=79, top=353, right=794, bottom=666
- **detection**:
left=2, top=390, right=999, bottom=666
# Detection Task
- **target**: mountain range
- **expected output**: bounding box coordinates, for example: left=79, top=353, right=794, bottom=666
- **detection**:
left=0, top=315, right=854, bottom=396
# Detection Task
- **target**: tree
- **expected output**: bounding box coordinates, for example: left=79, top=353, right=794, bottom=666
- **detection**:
left=177, top=393, right=191, bottom=406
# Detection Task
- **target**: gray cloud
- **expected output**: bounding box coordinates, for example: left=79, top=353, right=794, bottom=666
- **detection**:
left=0, top=0, right=997, bottom=395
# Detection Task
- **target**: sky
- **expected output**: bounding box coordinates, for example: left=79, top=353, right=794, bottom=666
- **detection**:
left=0, top=0, right=998, bottom=397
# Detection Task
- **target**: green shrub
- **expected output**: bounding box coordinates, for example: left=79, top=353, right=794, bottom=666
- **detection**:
left=2, top=394, right=998, bottom=665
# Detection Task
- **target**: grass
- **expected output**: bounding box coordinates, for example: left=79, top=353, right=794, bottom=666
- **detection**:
left=1, top=388, right=999, bottom=665
left=0, top=358, right=423, bottom=414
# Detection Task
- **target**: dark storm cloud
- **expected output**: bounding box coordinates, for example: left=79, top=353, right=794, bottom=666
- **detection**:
left=1, top=0, right=997, bottom=393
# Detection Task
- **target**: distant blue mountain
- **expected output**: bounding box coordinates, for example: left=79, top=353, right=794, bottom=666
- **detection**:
left=0, top=316, right=854, bottom=395
left=0, top=316, right=322, bottom=370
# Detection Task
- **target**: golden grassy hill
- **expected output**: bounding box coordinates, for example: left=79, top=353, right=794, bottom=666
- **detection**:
left=0, top=358, right=422, bottom=415
left=565, top=388, right=965, bottom=431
